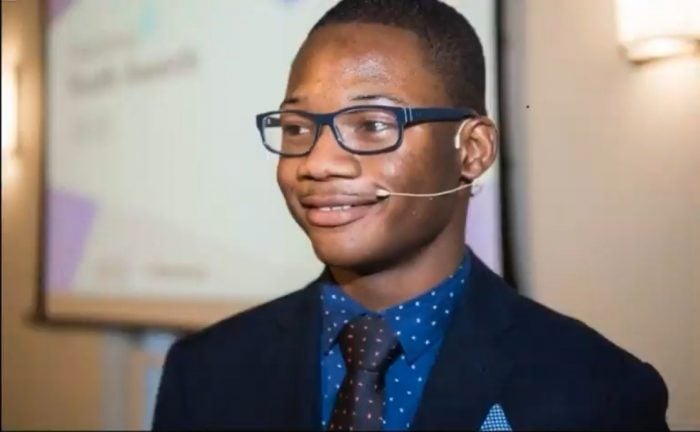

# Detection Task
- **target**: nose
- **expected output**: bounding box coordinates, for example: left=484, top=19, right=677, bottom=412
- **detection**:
left=297, top=124, right=361, bottom=181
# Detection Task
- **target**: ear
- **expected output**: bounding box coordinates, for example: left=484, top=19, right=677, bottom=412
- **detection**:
left=455, top=117, right=498, bottom=181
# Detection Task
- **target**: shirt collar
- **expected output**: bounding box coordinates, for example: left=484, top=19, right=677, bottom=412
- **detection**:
left=320, top=251, right=472, bottom=364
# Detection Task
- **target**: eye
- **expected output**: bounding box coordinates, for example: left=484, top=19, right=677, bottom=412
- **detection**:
left=359, top=121, right=391, bottom=133
left=282, top=123, right=311, bottom=136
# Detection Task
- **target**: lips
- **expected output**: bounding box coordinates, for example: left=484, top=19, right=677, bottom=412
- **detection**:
left=299, top=193, right=382, bottom=227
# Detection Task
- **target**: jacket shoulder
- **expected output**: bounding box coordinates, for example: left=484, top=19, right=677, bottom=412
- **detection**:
left=504, top=291, right=668, bottom=429
left=469, top=257, right=640, bottom=366
left=152, top=279, right=320, bottom=430
left=173, top=280, right=318, bottom=358
left=510, top=293, right=645, bottom=367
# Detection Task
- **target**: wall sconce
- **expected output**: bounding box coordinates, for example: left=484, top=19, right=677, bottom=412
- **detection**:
left=2, top=61, right=20, bottom=188
left=2, top=62, right=19, bottom=159
left=616, top=0, right=700, bottom=63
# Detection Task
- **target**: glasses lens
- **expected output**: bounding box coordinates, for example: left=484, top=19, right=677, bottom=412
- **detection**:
left=335, top=108, right=400, bottom=153
left=262, top=112, right=316, bottom=156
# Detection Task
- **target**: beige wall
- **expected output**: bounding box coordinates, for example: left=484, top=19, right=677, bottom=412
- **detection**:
left=503, top=0, right=700, bottom=429
left=2, top=0, right=103, bottom=429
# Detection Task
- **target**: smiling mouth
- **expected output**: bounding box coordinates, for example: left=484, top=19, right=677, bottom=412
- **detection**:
left=305, top=203, right=379, bottom=227
left=299, top=193, right=383, bottom=227
left=317, top=205, right=353, bottom=212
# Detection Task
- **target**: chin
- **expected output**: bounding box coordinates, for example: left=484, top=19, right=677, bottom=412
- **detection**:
left=307, top=230, right=382, bottom=271
left=307, top=228, right=414, bottom=276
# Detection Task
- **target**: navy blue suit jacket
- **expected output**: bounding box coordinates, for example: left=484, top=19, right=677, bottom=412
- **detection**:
left=153, top=256, right=668, bottom=430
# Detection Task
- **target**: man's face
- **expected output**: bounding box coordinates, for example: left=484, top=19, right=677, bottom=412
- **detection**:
left=277, top=23, right=465, bottom=271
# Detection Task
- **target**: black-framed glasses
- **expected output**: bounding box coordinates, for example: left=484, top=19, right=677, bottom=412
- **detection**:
left=255, top=105, right=478, bottom=157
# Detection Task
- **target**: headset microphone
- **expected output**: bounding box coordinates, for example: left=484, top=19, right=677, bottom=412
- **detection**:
left=375, top=180, right=480, bottom=199
left=376, top=120, right=483, bottom=199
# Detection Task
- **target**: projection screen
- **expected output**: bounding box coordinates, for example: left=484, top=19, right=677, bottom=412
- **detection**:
left=42, top=0, right=503, bottom=329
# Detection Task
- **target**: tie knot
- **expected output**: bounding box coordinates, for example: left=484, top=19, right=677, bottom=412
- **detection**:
left=338, top=315, right=400, bottom=373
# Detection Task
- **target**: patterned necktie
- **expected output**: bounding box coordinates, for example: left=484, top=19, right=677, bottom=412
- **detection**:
left=328, top=315, right=401, bottom=431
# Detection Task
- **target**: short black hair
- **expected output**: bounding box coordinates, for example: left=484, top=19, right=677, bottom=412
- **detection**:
left=310, top=0, right=486, bottom=115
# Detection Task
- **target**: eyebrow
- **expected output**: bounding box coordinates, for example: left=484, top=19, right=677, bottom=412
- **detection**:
left=350, top=94, right=408, bottom=105
left=280, top=96, right=303, bottom=108
left=279, top=93, right=408, bottom=109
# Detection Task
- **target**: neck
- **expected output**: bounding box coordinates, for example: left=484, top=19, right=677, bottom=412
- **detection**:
left=329, top=214, right=467, bottom=312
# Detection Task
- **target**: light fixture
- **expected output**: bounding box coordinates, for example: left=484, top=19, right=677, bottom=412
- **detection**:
left=615, top=0, right=700, bottom=63
left=2, top=61, right=20, bottom=188
left=2, top=62, right=19, bottom=158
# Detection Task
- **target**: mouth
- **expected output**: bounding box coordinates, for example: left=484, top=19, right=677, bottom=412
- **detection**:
left=317, top=205, right=354, bottom=212
left=299, top=193, right=383, bottom=228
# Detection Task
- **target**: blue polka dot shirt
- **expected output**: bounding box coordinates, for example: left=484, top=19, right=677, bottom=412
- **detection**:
left=320, top=253, right=471, bottom=430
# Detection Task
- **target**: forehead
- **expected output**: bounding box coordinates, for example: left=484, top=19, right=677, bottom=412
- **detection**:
left=286, top=23, right=448, bottom=108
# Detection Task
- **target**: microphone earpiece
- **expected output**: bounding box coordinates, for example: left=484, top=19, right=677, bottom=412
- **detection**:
left=454, top=120, right=469, bottom=150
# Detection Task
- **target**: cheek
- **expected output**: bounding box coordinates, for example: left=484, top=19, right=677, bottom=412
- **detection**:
left=276, top=160, right=296, bottom=194
left=374, top=129, right=454, bottom=194
left=370, top=130, right=459, bottom=225
left=277, top=160, right=310, bottom=233
left=276, top=160, right=302, bottom=216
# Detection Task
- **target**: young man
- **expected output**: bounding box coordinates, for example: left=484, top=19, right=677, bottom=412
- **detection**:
left=153, top=0, right=668, bottom=430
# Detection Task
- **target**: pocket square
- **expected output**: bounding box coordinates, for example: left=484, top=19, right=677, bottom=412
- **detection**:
left=479, top=403, right=512, bottom=431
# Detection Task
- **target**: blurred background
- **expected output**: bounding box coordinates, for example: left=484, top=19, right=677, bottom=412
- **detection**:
left=2, top=0, right=699, bottom=430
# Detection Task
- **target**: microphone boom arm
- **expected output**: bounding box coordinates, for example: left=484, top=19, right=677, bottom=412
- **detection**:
left=376, top=181, right=479, bottom=198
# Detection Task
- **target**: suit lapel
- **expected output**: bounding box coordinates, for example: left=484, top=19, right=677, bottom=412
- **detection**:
left=270, top=277, right=324, bottom=430
left=412, top=255, right=518, bottom=430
